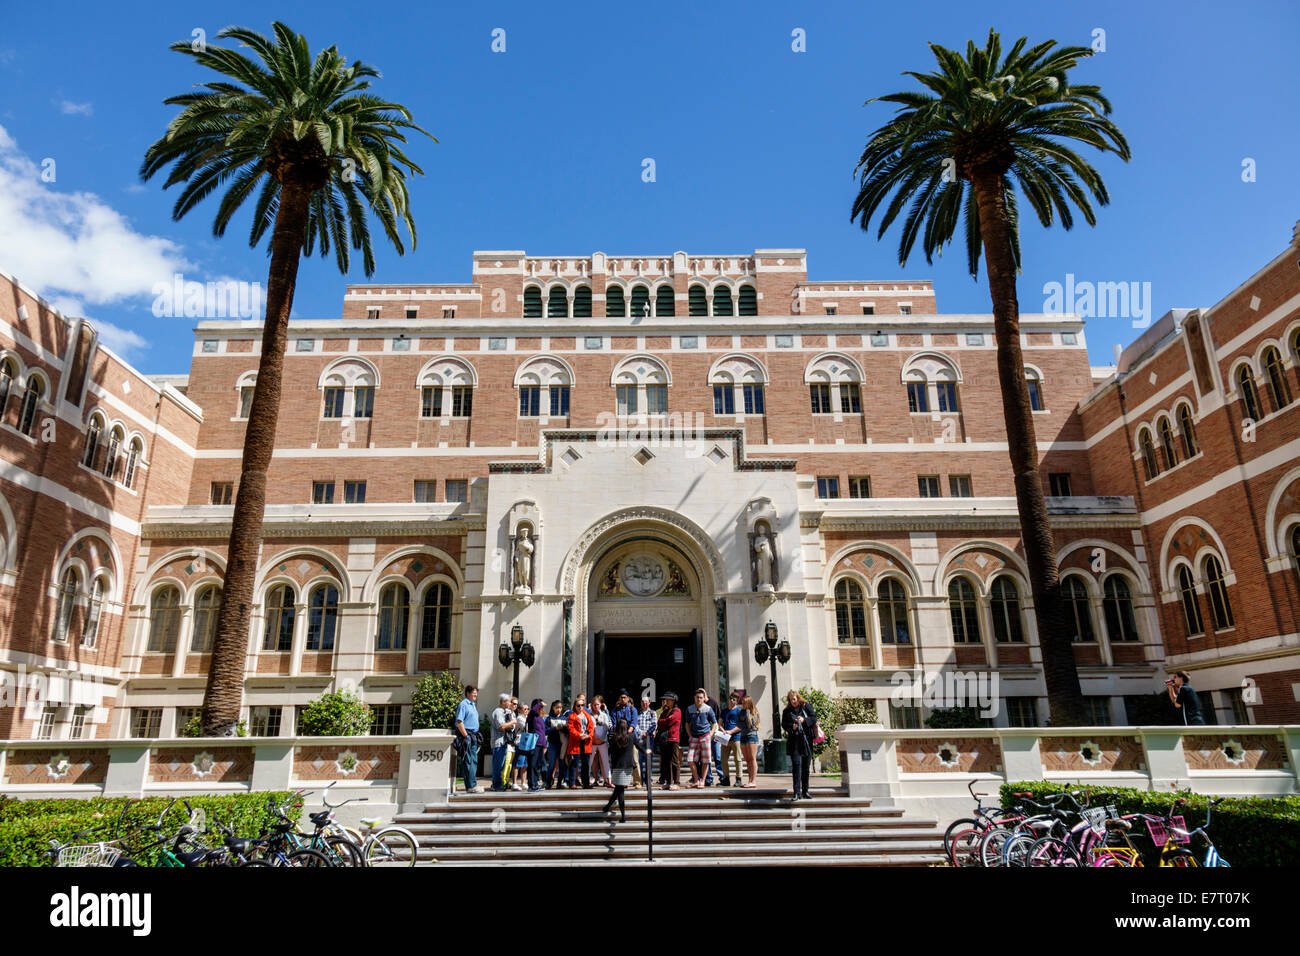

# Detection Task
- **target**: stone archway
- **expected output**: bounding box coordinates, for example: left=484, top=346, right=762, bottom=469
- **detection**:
left=560, top=507, right=725, bottom=697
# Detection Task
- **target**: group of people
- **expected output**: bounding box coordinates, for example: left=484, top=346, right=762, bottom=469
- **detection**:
left=452, top=683, right=825, bottom=813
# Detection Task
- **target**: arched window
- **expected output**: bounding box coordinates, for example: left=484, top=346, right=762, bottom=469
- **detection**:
left=655, top=285, right=675, bottom=318
left=523, top=286, right=543, bottom=318
left=1062, top=577, right=1095, bottom=642
left=0, top=358, right=14, bottom=414
left=82, top=416, right=102, bottom=468
left=688, top=285, right=708, bottom=316
left=1177, top=403, right=1198, bottom=459
left=1262, top=346, right=1292, bottom=410
left=606, top=285, right=626, bottom=318
left=262, top=584, right=295, bottom=651
left=630, top=284, right=650, bottom=318
left=834, top=578, right=867, bottom=645
left=103, top=427, right=123, bottom=480
left=1292, top=525, right=1300, bottom=587
left=990, top=577, right=1024, bottom=643
left=948, top=577, right=981, bottom=644
left=546, top=286, right=568, bottom=319
left=307, top=583, right=339, bottom=651
left=1237, top=365, right=1261, bottom=421
left=738, top=285, right=757, bottom=316
left=572, top=285, right=592, bottom=318
left=1102, top=576, right=1139, bottom=643
left=1176, top=565, right=1203, bottom=637
left=1157, top=417, right=1178, bottom=471
left=18, top=376, right=43, bottom=436
left=123, top=439, right=142, bottom=489
left=877, top=578, right=911, bottom=644
left=420, top=582, right=453, bottom=649
left=191, top=585, right=221, bottom=652
left=1202, top=555, right=1234, bottom=630
left=1138, top=429, right=1160, bottom=480
left=378, top=582, right=410, bottom=650
left=54, top=567, right=80, bottom=642
left=712, top=286, right=734, bottom=317
left=83, top=576, right=106, bottom=648
left=147, top=585, right=182, bottom=652
left=1025, top=369, right=1044, bottom=411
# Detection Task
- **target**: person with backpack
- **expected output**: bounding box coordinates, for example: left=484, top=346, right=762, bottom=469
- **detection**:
left=686, top=688, right=717, bottom=788
left=567, top=693, right=595, bottom=789
left=781, top=690, right=818, bottom=801
left=602, top=718, right=636, bottom=822
left=454, top=684, right=484, bottom=793
left=508, top=698, right=530, bottom=791
left=656, top=692, right=682, bottom=790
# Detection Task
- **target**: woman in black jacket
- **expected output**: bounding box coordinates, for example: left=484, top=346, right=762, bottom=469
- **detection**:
left=781, top=690, right=817, bottom=801
left=602, top=718, right=636, bottom=822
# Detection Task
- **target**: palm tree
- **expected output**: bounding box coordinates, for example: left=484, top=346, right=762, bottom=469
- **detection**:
left=142, top=22, right=434, bottom=734
left=850, top=30, right=1129, bottom=726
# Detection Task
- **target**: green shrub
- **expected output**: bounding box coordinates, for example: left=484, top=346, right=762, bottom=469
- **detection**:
left=179, top=714, right=247, bottom=738
left=297, top=688, right=373, bottom=736
left=999, top=781, right=1300, bottom=867
left=924, top=707, right=987, bottom=729
left=0, top=792, right=293, bottom=867
left=410, top=671, right=464, bottom=731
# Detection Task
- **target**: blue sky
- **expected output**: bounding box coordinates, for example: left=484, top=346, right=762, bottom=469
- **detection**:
left=1, top=0, right=1296, bottom=373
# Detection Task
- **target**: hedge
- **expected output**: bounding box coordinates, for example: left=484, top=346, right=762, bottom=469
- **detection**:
left=0, top=792, right=293, bottom=867
left=1000, top=781, right=1300, bottom=867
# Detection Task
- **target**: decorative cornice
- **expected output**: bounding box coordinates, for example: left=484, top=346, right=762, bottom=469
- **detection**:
left=487, top=427, right=796, bottom=475
left=143, top=516, right=482, bottom=539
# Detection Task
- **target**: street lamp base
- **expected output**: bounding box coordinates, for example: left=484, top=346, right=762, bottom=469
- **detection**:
left=762, top=740, right=790, bottom=774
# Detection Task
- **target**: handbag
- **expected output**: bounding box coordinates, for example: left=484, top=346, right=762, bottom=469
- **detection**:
left=518, top=731, right=538, bottom=753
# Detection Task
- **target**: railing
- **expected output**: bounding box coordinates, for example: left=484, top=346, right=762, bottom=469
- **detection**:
left=838, top=724, right=1300, bottom=826
left=0, top=730, right=455, bottom=816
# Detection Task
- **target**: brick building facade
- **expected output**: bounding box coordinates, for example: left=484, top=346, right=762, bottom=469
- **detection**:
left=2, top=234, right=1298, bottom=741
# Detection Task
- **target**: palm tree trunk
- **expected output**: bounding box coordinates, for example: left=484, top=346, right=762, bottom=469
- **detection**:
left=970, top=170, right=1087, bottom=727
left=200, top=183, right=312, bottom=735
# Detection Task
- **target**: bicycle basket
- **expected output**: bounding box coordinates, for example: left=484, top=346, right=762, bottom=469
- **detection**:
left=57, top=844, right=123, bottom=867
left=1145, top=815, right=1190, bottom=847
left=1082, top=805, right=1118, bottom=834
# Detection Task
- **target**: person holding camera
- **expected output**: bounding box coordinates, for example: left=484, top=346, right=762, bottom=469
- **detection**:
left=1166, top=672, right=1206, bottom=725
left=489, top=692, right=519, bottom=792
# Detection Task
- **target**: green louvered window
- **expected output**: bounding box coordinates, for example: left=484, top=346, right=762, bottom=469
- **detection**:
left=606, top=285, right=626, bottom=317
left=523, top=286, right=543, bottom=317
left=688, top=285, right=708, bottom=316
left=712, top=286, right=734, bottom=316
left=630, top=285, right=651, bottom=318
left=738, top=285, right=757, bottom=316
left=573, top=285, right=592, bottom=317
left=547, top=286, right=568, bottom=318
left=656, top=285, right=675, bottom=317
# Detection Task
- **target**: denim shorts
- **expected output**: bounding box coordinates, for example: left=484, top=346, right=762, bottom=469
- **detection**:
left=740, top=732, right=760, bottom=745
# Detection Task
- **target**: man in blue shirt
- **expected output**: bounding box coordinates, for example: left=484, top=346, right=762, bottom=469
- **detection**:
left=686, top=688, right=717, bottom=788
left=454, top=685, right=483, bottom=793
left=719, top=690, right=743, bottom=785
left=633, top=694, right=658, bottom=786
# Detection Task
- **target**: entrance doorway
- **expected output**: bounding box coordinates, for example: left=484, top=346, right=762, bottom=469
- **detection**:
left=594, top=631, right=701, bottom=705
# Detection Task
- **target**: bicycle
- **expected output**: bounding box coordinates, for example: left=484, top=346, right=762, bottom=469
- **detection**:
left=944, top=780, right=1031, bottom=867
left=268, top=790, right=365, bottom=867
left=1140, top=794, right=1230, bottom=867
left=987, top=790, right=1085, bottom=867
left=46, top=824, right=127, bottom=868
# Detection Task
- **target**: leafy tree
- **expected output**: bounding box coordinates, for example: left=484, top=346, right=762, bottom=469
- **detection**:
left=297, top=689, right=373, bottom=737
left=410, top=671, right=465, bottom=731
left=850, top=30, right=1129, bottom=724
left=141, top=22, right=434, bottom=735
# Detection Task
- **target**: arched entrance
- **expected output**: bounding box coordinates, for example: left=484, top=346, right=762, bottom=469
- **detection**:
left=561, top=508, right=724, bottom=702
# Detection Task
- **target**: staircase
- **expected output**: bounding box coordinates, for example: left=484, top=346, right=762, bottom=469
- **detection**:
left=393, top=785, right=947, bottom=866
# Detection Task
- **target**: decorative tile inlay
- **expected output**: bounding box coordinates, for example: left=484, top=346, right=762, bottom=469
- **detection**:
left=1040, top=736, right=1143, bottom=772
left=1184, top=734, right=1287, bottom=771
left=898, top=737, right=1002, bottom=774
left=148, top=747, right=252, bottom=784
left=292, top=745, right=400, bottom=781
left=3, top=750, right=107, bottom=786
left=297, top=561, right=312, bottom=575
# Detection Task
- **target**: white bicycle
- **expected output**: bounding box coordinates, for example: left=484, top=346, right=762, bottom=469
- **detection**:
left=316, top=782, right=424, bottom=867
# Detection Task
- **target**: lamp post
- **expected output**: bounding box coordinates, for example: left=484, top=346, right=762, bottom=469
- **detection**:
left=498, top=623, right=535, bottom=699
left=754, top=619, right=792, bottom=773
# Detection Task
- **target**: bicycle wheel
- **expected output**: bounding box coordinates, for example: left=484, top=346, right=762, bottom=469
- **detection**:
left=947, top=826, right=984, bottom=867
left=943, top=818, right=978, bottom=858
left=285, top=848, right=332, bottom=868
left=978, top=827, right=1013, bottom=868
left=239, top=859, right=273, bottom=867
left=1001, top=832, right=1038, bottom=867
left=324, top=835, right=366, bottom=868
left=1028, top=836, right=1080, bottom=867
left=365, top=827, right=420, bottom=868
left=1164, top=849, right=1198, bottom=867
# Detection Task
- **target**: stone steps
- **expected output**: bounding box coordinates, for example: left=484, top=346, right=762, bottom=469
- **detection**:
left=395, top=785, right=946, bottom=866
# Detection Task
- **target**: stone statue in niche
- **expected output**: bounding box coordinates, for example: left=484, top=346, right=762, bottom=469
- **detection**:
left=513, top=526, right=534, bottom=596
left=754, top=528, right=775, bottom=592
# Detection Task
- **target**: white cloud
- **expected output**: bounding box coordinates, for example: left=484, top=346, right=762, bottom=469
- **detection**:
left=0, top=123, right=197, bottom=357
left=60, top=100, right=94, bottom=116
left=91, top=319, right=150, bottom=358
